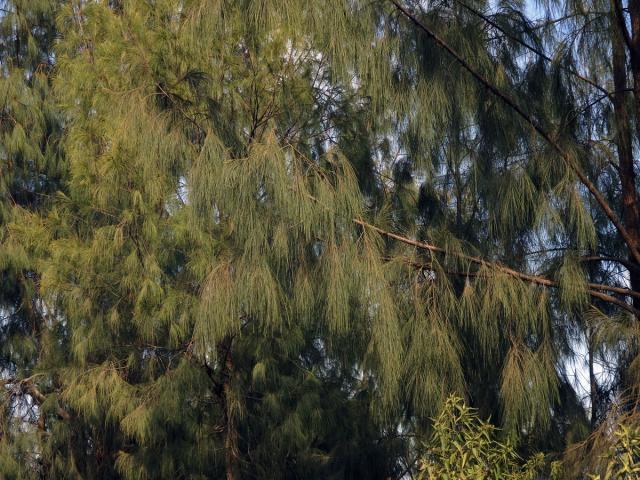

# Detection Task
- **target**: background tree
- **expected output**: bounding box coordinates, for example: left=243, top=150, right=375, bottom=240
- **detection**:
left=0, top=0, right=65, bottom=475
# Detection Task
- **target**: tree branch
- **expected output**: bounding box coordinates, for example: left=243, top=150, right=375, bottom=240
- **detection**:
left=356, top=219, right=640, bottom=316
left=387, top=0, right=640, bottom=265
left=581, top=255, right=640, bottom=274
left=3, top=377, right=71, bottom=421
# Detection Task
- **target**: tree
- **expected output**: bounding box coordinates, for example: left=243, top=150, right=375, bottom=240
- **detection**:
left=0, top=0, right=65, bottom=476
left=2, top=1, right=406, bottom=478
left=2, top=0, right=640, bottom=478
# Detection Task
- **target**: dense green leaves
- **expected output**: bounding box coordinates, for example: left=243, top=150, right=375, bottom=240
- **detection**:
left=417, top=396, right=553, bottom=480
left=1, top=0, right=640, bottom=478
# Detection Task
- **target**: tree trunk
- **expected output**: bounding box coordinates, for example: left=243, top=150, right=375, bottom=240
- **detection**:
left=629, top=0, right=640, bottom=145
left=588, top=328, right=598, bottom=428
left=217, top=336, right=239, bottom=480
left=612, top=3, right=640, bottom=314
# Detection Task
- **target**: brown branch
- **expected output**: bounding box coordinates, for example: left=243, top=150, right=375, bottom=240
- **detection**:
left=387, top=0, right=640, bottom=265
left=26, top=385, right=70, bottom=421
left=581, top=255, right=640, bottom=274
left=356, top=219, right=640, bottom=316
left=588, top=290, right=640, bottom=316
left=4, top=377, right=70, bottom=421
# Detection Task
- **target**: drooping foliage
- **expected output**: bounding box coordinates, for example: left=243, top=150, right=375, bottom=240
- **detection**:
left=1, top=0, right=640, bottom=478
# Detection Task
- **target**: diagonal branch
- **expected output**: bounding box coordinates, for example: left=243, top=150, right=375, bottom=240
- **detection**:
left=387, top=0, right=640, bottom=265
left=3, top=377, right=71, bottom=421
left=356, top=219, right=640, bottom=316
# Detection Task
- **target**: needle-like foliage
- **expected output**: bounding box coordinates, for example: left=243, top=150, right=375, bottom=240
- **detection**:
left=1, top=0, right=640, bottom=478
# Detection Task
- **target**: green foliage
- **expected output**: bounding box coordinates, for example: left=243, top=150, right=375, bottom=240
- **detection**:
left=0, top=0, right=639, bottom=478
left=417, top=396, right=552, bottom=480
left=589, top=422, right=640, bottom=480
